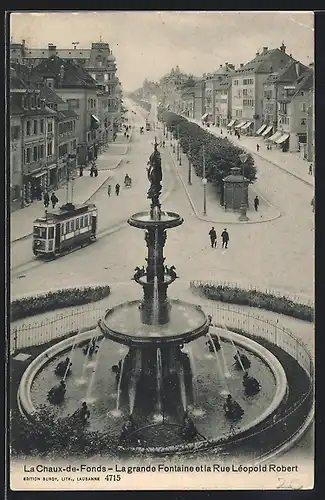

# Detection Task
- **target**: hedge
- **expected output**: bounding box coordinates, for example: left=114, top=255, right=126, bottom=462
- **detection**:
left=192, top=283, right=314, bottom=322
left=10, top=286, right=111, bottom=322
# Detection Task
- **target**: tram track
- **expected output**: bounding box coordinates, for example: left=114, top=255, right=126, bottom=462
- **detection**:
left=11, top=143, right=177, bottom=279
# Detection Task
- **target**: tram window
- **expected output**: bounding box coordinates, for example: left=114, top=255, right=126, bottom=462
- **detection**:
left=76, top=218, right=80, bottom=230
left=64, top=222, right=68, bottom=234
left=48, top=227, right=54, bottom=239
left=84, top=215, right=88, bottom=226
left=70, top=220, right=75, bottom=232
left=33, top=226, right=47, bottom=239
left=61, top=224, right=64, bottom=236
left=80, top=217, right=84, bottom=228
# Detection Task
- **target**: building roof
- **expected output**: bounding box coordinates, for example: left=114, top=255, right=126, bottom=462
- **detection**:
left=265, top=61, right=309, bottom=84
left=30, top=55, right=97, bottom=89
left=24, top=47, right=92, bottom=59
left=57, top=108, right=79, bottom=120
left=10, top=92, right=24, bottom=115
left=214, top=74, right=232, bottom=91
left=236, top=47, right=294, bottom=74
left=293, top=68, right=314, bottom=94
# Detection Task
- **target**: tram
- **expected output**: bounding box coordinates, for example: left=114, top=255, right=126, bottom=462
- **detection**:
left=32, top=202, right=98, bottom=259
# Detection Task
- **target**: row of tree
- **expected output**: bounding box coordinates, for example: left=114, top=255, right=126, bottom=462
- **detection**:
left=159, top=110, right=257, bottom=194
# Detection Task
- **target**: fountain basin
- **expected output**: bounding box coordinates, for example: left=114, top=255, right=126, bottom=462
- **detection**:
left=128, top=211, right=183, bottom=230
left=98, top=299, right=209, bottom=346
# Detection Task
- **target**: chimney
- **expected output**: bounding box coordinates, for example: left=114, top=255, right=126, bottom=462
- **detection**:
left=59, top=64, right=65, bottom=82
left=40, top=98, right=45, bottom=110
left=256, top=51, right=260, bottom=56
left=262, top=47, right=268, bottom=54
left=48, top=43, right=57, bottom=56
left=240, top=63, right=244, bottom=68
left=220, top=64, right=223, bottom=68
left=295, top=62, right=300, bottom=78
left=280, top=42, right=286, bottom=53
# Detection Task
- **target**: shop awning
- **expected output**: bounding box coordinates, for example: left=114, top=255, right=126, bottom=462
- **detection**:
left=48, top=164, right=57, bottom=170
left=33, top=171, right=47, bottom=178
left=227, top=119, right=236, bottom=127
left=268, top=131, right=283, bottom=142
left=91, top=114, right=100, bottom=129
left=241, top=121, right=253, bottom=130
left=201, top=113, right=209, bottom=120
left=235, top=120, right=247, bottom=128
left=275, top=133, right=290, bottom=144
left=256, top=124, right=267, bottom=135
left=261, top=125, right=273, bottom=137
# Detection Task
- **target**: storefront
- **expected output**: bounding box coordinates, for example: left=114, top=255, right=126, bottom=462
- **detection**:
left=240, top=121, right=253, bottom=135
left=48, top=164, right=58, bottom=189
left=23, top=169, right=48, bottom=203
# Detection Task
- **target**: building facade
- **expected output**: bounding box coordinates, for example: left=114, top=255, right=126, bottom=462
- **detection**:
left=10, top=39, right=120, bottom=135
left=231, top=44, right=295, bottom=134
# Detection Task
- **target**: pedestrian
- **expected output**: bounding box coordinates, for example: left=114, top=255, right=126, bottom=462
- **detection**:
left=90, top=166, right=94, bottom=177
left=94, top=167, right=98, bottom=178
left=254, top=195, right=259, bottom=212
left=311, top=196, right=315, bottom=213
left=115, top=183, right=120, bottom=196
left=267, top=144, right=270, bottom=150
left=209, top=227, right=217, bottom=248
left=126, top=134, right=129, bottom=140
left=256, top=144, right=260, bottom=152
left=107, top=185, right=112, bottom=197
left=79, top=166, right=84, bottom=177
left=237, top=133, right=240, bottom=140
left=43, top=191, right=50, bottom=208
left=221, top=228, right=229, bottom=249
left=162, top=140, right=165, bottom=148
left=51, top=192, right=59, bottom=209
left=309, top=164, right=313, bottom=175
left=220, top=129, right=223, bottom=135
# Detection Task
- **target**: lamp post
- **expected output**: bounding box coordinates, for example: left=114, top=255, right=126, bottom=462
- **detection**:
left=188, top=140, right=192, bottom=185
left=238, top=153, right=249, bottom=221
left=202, top=145, right=207, bottom=215
left=176, top=124, right=180, bottom=161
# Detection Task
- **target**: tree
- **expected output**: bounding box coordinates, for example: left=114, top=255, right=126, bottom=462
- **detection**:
left=161, top=111, right=257, bottom=189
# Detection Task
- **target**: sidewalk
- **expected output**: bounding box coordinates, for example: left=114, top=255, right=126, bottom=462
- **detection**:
left=10, top=132, right=131, bottom=243
left=167, top=144, right=281, bottom=225
left=189, top=118, right=314, bottom=187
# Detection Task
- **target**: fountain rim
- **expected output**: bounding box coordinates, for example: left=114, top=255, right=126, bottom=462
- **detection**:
left=17, top=327, right=288, bottom=455
left=128, top=211, right=184, bottom=230
left=98, top=299, right=210, bottom=346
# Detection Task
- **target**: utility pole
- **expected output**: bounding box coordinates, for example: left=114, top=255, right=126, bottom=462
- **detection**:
left=188, top=140, right=192, bottom=185
left=202, top=145, right=207, bottom=215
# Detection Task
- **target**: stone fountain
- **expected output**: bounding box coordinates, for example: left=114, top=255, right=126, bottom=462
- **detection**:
left=98, top=138, right=209, bottom=419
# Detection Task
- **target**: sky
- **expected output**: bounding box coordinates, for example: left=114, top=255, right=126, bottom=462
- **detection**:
left=9, top=11, right=314, bottom=92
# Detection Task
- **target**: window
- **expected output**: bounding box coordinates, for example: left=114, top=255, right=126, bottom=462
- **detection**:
left=67, top=99, right=80, bottom=109
left=33, top=146, right=38, bottom=162
left=300, top=103, right=306, bottom=112
left=72, top=139, right=77, bottom=150
left=243, top=89, right=248, bottom=97
left=80, top=217, right=84, bottom=228
left=47, top=142, right=53, bottom=156
left=26, top=121, right=31, bottom=136
left=104, top=73, right=108, bottom=82
left=84, top=215, right=88, bottom=226
left=70, top=220, right=75, bottom=232
left=33, top=226, right=47, bottom=238
left=40, top=119, right=44, bottom=133
left=76, top=218, right=80, bottom=230
left=33, top=120, right=38, bottom=134
left=39, top=144, right=45, bottom=158
left=11, top=125, right=20, bottom=140
left=48, top=122, right=53, bottom=133
left=25, top=148, right=31, bottom=163
left=91, top=73, right=96, bottom=80
left=61, top=224, right=64, bottom=236
left=48, top=227, right=54, bottom=239
left=64, top=222, right=68, bottom=234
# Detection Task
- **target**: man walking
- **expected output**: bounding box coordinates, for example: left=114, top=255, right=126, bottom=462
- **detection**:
left=107, top=185, right=112, bottom=197
left=50, top=192, right=59, bottom=209
left=256, top=144, right=260, bottom=152
left=254, top=195, right=260, bottom=212
left=309, top=164, right=313, bottom=175
left=115, top=183, right=120, bottom=196
left=209, top=227, right=217, bottom=248
left=221, top=228, right=229, bottom=249
left=43, top=191, right=50, bottom=208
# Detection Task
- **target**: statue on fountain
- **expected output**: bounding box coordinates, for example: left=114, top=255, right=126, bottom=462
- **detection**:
left=234, top=351, right=251, bottom=370
left=82, top=338, right=99, bottom=357
left=179, top=411, right=198, bottom=441
left=242, top=372, right=261, bottom=396
left=223, top=394, right=244, bottom=420
left=206, top=334, right=221, bottom=353
left=71, top=401, right=91, bottom=425
left=146, top=138, right=162, bottom=215
left=119, top=414, right=141, bottom=445
left=54, top=357, right=72, bottom=378
left=47, top=380, right=66, bottom=404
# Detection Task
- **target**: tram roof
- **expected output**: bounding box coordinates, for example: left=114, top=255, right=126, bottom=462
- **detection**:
left=33, top=203, right=96, bottom=224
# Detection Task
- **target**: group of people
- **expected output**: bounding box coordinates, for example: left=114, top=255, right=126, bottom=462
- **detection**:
left=107, top=183, right=120, bottom=197
left=208, top=227, right=230, bottom=249
left=43, top=191, right=59, bottom=210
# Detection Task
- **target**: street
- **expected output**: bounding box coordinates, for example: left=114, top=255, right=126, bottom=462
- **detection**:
left=11, top=100, right=314, bottom=303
